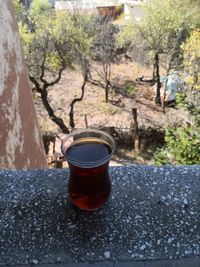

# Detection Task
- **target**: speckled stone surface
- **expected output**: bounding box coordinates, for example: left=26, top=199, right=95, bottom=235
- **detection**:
left=0, top=166, right=200, bottom=266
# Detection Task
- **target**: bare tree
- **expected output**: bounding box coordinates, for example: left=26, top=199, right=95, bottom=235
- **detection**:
left=91, top=16, right=118, bottom=103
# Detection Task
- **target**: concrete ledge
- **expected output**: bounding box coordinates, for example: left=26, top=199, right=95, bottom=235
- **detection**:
left=0, top=166, right=200, bottom=266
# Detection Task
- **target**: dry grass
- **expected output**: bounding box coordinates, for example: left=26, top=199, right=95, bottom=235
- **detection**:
left=35, top=60, right=182, bottom=165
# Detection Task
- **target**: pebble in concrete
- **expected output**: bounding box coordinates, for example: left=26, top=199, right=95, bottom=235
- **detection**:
left=0, top=166, right=200, bottom=266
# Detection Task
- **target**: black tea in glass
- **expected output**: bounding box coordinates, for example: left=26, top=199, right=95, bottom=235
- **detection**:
left=61, top=129, right=115, bottom=211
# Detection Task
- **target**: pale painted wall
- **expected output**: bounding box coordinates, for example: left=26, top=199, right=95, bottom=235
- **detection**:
left=123, top=2, right=147, bottom=21
left=55, top=0, right=121, bottom=10
left=0, top=0, right=47, bottom=169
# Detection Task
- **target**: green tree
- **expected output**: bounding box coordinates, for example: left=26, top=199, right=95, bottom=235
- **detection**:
left=182, top=30, right=200, bottom=91
left=15, top=0, right=91, bottom=132
left=117, top=0, right=200, bottom=104
left=13, top=0, right=27, bottom=23
left=154, top=30, right=200, bottom=165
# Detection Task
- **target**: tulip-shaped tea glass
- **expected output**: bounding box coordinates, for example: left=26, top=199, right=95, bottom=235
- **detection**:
left=61, top=129, right=115, bottom=211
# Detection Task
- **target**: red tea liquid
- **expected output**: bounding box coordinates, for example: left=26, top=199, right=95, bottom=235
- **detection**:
left=65, top=139, right=112, bottom=211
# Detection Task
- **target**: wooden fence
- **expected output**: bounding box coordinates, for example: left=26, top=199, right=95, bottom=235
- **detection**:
left=42, top=108, right=165, bottom=168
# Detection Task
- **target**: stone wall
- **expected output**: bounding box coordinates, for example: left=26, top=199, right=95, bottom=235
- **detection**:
left=0, top=1, right=47, bottom=169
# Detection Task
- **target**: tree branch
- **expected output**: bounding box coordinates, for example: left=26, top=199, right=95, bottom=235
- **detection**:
left=29, top=75, right=69, bottom=134
left=40, top=50, right=47, bottom=84
left=46, top=65, right=65, bottom=89
left=29, top=75, right=43, bottom=94
left=69, top=69, right=88, bottom=129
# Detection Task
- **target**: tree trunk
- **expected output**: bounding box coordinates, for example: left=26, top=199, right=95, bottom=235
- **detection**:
left=103, top=61, right=111, bottom=103
left=69, top=71, right=88, bottom=129
left=105, top=80, right=110, bottom=103
left=155, top=52, right=161, bottom=104
left=29, top=70, right=69, bottom=134
left=40, top=91, right=69, bottom=134
left=152, top=62, right=156, bottom=82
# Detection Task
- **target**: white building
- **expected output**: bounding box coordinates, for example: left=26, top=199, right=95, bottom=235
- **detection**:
left=121, top=0, right=149, bottom=22
left=54, top=0, right=150, bottom=21
left=55, top=0, right=120, bottom=10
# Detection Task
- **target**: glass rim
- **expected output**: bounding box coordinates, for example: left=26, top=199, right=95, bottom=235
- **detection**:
left=61, top=128, right=116, bottom=168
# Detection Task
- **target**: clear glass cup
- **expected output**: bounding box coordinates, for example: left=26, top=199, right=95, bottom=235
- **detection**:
left=61, top=128, right=115, bottom=211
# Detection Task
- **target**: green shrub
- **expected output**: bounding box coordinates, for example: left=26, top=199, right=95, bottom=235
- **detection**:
left=125, top=82, right=137, bottom=96
left=176, top=92, right=187, bottom=108
left=154, top=126, right=200, bottom=165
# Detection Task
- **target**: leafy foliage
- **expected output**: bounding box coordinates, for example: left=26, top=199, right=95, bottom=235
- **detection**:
left=14, top=0, right=93, bottom=133
left=117, top=0, right=200, bottom=104
left=175, top=92, right=187, bottom=108
left=155, top=29, right=200, bottom=165
left=117, top=0, right=191, bottom=60
left=19, top=5, right=91, bottom=80
left=13, top=0, right=27, bottom=23
left=181, top=30, right=200, bottom=90
left=154, top=126, right=200, bottom=165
